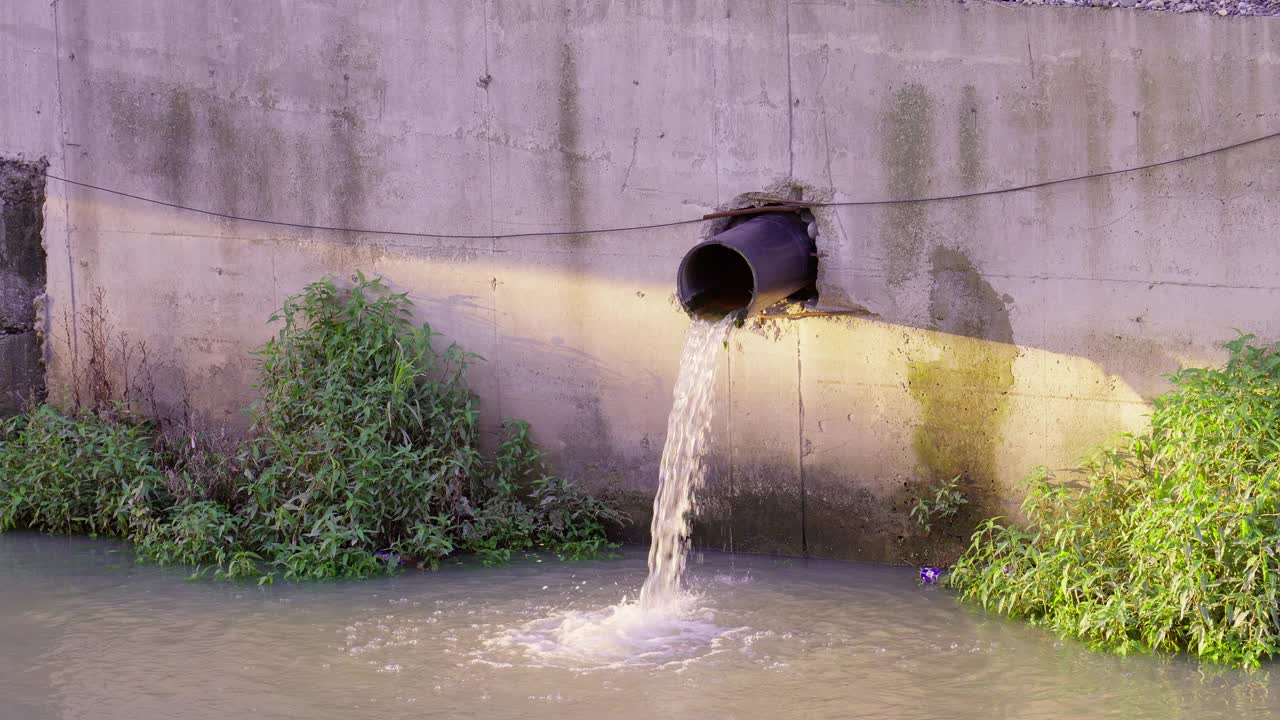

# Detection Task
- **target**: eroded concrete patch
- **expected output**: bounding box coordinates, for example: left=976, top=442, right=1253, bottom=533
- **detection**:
left=0, top=157, right=48, bottom=415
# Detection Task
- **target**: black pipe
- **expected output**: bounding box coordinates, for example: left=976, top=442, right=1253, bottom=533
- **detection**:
left=676, top=212, right=815, bottom=317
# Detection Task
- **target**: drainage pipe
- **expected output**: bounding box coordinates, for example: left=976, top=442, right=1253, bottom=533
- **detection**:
left=676, top=212, right=815, bottom=317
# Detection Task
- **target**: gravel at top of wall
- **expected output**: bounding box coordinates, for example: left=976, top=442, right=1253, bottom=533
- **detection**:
left=984, top=0, right=1280, bottom=16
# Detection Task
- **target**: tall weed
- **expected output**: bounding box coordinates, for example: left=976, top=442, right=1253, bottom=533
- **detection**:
left=949, top=335, right=1280, bottom=668
left=0, top=405, right=167, bottom=538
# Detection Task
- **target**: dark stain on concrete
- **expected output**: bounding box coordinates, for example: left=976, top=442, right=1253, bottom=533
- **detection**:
left=557, top=42, right=587, bottom=250
left=803, top=466, right=912, bottom=564
left=1081, top=59, right=1117, bottom=271
left=0, top=159, right=49, bottom=327
left=697, top=457, right=806, bottom=556
left=316, top=18, right=388, bottom=249
left=725, top=485, right=806, bottom=555
left=254, top=126, right=283, bottom=220
left=609, top=486, right=654, bottom=546
left=207, top=104, right=242, bottom=217
left=1135, top=63, right=1160, bottom=162
left=803, top=441, right=996, bottom=565
left=608, top=455, right=807, bottom=556
left=328, top=106, right=368, bottom=232
left=156, top=89, right=196, bottom=203
left=102, top=80, right=288, bottom=235
left=295, top=136, right=319, bottom=224
left=957, top=84, right=985, bottom=191
left=880, top=83, right=935, bottom=286
left=569, top=384, right=615, bottom=466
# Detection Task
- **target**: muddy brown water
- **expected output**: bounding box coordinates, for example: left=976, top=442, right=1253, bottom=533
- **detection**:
left=3, top=532, right=1278, bottom=719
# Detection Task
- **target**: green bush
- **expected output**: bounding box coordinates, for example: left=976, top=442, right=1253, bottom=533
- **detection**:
left=235, top=273, right=485, bottom=578
left=135, top=500, right=255, bottom=576
left=949, top=335, right=1280, bottom=668
left=0, top=273, right=625, bottom=581
left=0, top=405, right=167, bottom=538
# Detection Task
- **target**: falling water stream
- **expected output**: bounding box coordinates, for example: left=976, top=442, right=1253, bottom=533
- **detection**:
left=483, top=314, right=739, bottom=668
left=638, top=314, right=736, bottom=611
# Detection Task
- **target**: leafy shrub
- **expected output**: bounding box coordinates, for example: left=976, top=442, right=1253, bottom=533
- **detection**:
left=949, top=335, right=1280, bottom=668
left=235, top=273, right=483, bottom=578
left=0, top=273, right=625, bottom=581
left=0, top=405, right=167, bottom=538
left=135, top=500, right=253, bottom=575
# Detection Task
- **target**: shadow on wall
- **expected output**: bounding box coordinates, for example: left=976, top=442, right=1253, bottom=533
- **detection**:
left=853, top=79, right=1195, bottom=406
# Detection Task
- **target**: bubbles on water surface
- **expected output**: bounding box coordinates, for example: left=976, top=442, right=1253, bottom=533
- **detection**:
left=481, top=594, right=750, bottom=671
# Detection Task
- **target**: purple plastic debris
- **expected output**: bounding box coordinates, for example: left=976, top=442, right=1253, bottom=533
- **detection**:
left=919, top=567, right=942, bottom=585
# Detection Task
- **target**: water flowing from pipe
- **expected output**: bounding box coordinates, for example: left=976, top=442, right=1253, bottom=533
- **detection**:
left=638, top=314, right=735, bottom=612
left=488, top=315, right=736, bottom=667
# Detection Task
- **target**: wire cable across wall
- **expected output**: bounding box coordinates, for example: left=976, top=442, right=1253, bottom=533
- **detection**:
left=40, top=127, right=1280, bottom=241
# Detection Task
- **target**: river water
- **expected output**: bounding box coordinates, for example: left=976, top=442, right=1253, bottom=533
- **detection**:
left=2, top=532, right=1277, bottom=720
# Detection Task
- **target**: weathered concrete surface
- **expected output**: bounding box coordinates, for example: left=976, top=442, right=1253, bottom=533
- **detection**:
left=0, top=3, right=60, bottom=160
left=8, top=0, right=1280, bottom=562
left=0, top=334, right=44, bottom=416
left=0, top=159, right=48, bottom=415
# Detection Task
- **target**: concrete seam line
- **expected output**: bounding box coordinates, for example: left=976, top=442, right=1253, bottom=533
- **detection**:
left=38, top=127, right=1280, bottom=241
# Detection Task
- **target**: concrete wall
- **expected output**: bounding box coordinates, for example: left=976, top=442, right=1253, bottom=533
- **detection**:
left=4, top=0, right=1279, bottom=562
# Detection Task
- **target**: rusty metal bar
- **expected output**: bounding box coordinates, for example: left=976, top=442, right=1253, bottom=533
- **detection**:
left=701, top=204, right=811, bottom=221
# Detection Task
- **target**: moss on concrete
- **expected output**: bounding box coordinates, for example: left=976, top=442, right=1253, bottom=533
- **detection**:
left=908, top=247, right=1016, bottom=521
left=908, top=340, right=1015, bottom=486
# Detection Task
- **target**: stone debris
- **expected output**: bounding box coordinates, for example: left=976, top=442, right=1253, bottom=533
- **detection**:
left=977, top=0, right=1280, bottom=15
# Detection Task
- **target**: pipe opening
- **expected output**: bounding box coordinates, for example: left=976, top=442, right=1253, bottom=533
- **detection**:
left=678, top=244, right=754, bottom=317
left=677, top=211, right=815, bottom=318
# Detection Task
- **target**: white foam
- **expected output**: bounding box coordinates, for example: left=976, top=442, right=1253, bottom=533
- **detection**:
left=484, top=595, right=745, bottom=671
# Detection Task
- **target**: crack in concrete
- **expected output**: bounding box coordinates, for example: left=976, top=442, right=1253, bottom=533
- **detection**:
left=797, top=326, right=809, bottom=557
left=51, top=0, right=79, bottom=361
left=481, top=0, right=503, bottom=425
left=785, top=0, right=795, bottom=180
left=620, top=129, right=639, bottom=193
